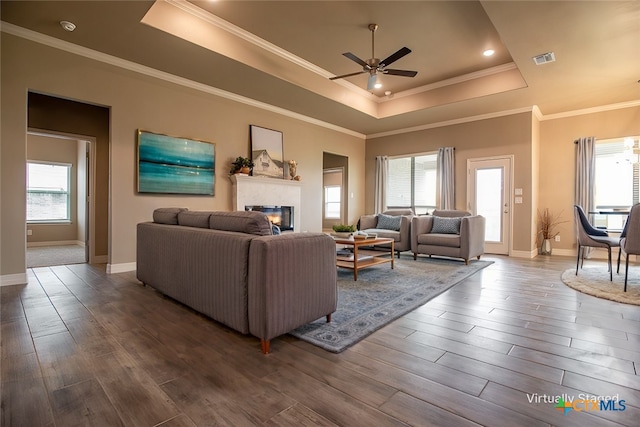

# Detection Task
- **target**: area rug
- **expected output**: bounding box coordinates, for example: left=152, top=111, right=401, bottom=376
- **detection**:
left=561, top=267, right=640, bottom=305
left=289, top=257, right=492, bottom=353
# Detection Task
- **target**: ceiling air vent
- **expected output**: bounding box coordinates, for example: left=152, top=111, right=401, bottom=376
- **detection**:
left=533, top=52, right=556, bottom=65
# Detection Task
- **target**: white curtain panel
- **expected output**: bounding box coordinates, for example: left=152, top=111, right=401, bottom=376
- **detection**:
left=437, top=147, right=455, bottom=210
left=374, top=155, right=388, bottom=214
left=575, top=136, right=597, bottom=256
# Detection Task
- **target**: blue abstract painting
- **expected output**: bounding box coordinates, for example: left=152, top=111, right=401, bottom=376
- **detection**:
left=137, top=130, right=215, bottom=195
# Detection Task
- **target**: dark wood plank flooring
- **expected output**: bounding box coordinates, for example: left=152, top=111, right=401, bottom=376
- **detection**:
left=1, top=255, right=638, bottom=426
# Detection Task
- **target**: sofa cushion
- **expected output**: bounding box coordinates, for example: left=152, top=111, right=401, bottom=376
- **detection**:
left=418, top=233, right=461, bottom=248
left=178, top=211, right=212, bottom=228
left=376, top=213, right=401, bottom=231
left=209, top=211, right=273, bottom=236
left=153, top=207, right=188, bottom=225
left=364, top=228, right=401, bottom=242
left=430, top=216, right=461, bottom=234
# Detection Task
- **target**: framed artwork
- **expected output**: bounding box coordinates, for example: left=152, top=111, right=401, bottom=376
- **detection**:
left=137, top=130, right=215, bottom=195
left=250, top=125, right=284, bottom=179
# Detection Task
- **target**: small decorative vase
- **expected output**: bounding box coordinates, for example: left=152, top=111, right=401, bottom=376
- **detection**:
left=541, top=239, right=552, bottom=255
left=240, top=166, right=250, bottom=174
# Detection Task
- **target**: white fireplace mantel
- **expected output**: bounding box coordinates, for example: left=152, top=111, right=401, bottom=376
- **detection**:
left=230, top=174, right=302, bottom=232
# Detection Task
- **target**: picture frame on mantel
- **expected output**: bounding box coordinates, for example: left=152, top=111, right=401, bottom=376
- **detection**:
left=250, top=125, right=284, bottom=179
left=137, top=129, right=215, bottom=195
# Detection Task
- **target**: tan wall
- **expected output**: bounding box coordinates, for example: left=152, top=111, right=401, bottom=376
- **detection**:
left=539, top=106, right=640, bottom=253
left=365, top=112, right=535, bottom=253
left=26, top=134, right=79, bottom=244
left=1, top=34, right=365, bottom=277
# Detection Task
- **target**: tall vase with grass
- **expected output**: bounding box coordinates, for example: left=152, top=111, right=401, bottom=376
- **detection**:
left=538, top=208, right=567, bottom=255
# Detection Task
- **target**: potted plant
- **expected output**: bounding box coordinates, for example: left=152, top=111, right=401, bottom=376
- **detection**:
left=538, top=208, right=567, bottom=255
left=331, top=224, right=356, bottom=238
left=230, top=156, right=255, bottom=175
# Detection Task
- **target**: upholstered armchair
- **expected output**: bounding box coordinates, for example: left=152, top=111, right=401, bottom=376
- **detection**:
left=574, top=205, right=620, bottom=281
left=358, top=209, right=414, bottom=258
left=411, top=209, right=486, bottom=264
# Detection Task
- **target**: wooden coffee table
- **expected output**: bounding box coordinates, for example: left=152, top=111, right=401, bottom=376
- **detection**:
left=333, top=237, right=394, bottom=281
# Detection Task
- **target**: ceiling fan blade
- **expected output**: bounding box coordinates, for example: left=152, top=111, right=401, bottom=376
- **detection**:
left=342, top=52, right=369, bottom=68
left=329, top=70, right=367, bottom=80
left=383, top=69, right=418, bottom=77
left=379, top=47, right=412, bottom=68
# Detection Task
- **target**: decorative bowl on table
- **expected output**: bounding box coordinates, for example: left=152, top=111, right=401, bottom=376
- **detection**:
left=330, top=232, right=353, bottom=239
left=331, top=224, right=356, bottom=239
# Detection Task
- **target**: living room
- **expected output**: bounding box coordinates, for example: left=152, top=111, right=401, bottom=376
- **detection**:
left=2, top=1, right=640, bottom=279
left=2, top=1, right=640, bottom=425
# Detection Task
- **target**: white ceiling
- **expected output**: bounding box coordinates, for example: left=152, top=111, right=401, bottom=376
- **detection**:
left=2, top=1, right=639, bottom=136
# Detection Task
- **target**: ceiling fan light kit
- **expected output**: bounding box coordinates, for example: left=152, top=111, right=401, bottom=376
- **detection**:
left=330, top=23, right=417, bottom=91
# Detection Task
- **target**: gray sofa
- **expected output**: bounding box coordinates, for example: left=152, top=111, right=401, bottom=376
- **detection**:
left=137, top=208, right=337, bottom=354
left=411, top=209, right=486, bottom=264
left=358, top=209, right=414, bottom=257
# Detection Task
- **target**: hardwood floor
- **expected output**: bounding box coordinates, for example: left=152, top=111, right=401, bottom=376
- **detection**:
left=1, top=255, right=638, bottom=426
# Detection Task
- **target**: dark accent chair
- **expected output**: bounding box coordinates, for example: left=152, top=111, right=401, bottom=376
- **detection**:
left=618, top=203, right=640, bottom=291
left=574, top=205, right=620, bottom=281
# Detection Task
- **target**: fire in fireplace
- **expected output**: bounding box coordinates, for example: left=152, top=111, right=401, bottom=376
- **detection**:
left=245, top=205, right=294, bottom=232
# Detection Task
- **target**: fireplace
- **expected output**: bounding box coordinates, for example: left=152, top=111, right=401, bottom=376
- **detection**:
left=245, top=205, right=294, bottom=232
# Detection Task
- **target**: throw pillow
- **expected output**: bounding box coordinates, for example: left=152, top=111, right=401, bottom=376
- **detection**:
left=430, top=216, right=461, bottom=234
left=376, top=213, right=401, bottom=231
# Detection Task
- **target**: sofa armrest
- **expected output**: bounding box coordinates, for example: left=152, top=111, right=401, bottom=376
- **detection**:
left=460, top=215, right=486, bottom=259
left=411, top=216, right=433, bottom=252
left=359, top=214, right=378, bottom=230
left=247, top=233, right=337, bottom=344
left=399, top=215, right=413, bottom=245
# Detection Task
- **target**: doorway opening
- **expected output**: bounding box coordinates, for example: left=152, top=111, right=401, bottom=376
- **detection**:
left=26, top=130, right=96, bottom=267
left=27, top=91, right=110, bottom=267
left=323, top=152, right=349, bottom=230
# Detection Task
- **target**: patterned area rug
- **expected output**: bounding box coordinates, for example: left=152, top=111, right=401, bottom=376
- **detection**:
left=561, top=267, right=640, bottom=305
left=289, top=257, right=492, bottom=353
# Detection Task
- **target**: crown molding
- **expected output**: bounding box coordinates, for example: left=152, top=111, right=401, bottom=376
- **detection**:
left=4, top=20, right=638, bottom=141
left=367, top=106, right=538, bottom=139
left=1, top=21, right=366, bottom=139
left=539, top=100, right=640, bottom=121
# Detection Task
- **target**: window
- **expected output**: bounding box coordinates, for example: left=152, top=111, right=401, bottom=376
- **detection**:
left=324, top=185, right=341, bottom=219
left=27, top=161, right=71, bottom=222
left=387, top=153, right=437, bottom=214
left=594, top=136, right=639, bottom=230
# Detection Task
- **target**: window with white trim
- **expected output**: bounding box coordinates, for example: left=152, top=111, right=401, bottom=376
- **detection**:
left=324, top=185, right=341, bottom=219
left=27, top=161, right=71, bottom=222
left=386, top=153, right=437, bottom=215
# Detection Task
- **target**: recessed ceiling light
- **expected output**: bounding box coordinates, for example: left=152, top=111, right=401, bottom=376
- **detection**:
left=60, top=21, right=76, bottom=32
left=483, top=49, right=495, bottom=57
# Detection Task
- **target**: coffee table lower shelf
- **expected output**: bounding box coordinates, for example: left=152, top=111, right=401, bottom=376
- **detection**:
left=334, top=238, right=395, bottom=281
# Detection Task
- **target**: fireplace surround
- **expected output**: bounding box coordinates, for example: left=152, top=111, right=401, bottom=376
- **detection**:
left=230, top=174, right=302, bottom=232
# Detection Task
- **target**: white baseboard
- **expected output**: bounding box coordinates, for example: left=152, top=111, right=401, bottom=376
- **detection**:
left=107, top=262, right=136, bottom=274
left=27, top=240, right=84, bottom=248
left=510, top=249, right=538, bottom=258
left=1, top=273, right=27, bottom=286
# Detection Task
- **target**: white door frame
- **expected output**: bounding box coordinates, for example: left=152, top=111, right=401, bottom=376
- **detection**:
left=467, top=155, right=513, bottom=255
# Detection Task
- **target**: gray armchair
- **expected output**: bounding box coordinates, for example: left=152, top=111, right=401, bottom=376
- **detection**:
left=358, top=209, right=414, bottom=258
left=411, top=209, right=486, bottom=264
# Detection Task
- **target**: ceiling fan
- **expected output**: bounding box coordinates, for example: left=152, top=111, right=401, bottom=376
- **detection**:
left=329, top=23, right=417, bottom=91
